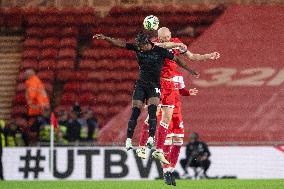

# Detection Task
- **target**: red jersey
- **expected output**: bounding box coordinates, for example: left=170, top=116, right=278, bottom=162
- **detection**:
left=173, top=73, right=185, bottom=114
left=152, top=37, right=183, bottom=78
left=161, top=38, right=183, bottom=78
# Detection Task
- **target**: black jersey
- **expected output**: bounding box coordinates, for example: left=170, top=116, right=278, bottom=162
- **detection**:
left=126, top=43, right=174, bottom=84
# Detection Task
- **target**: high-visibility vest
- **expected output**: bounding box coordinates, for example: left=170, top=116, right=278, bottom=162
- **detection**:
left=25, top=75, right=50, bottom=116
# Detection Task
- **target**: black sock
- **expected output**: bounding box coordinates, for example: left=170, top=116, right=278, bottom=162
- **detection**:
left=148, top=104, right=157, bottom=138
left=127, top=107, right=141, bottom=138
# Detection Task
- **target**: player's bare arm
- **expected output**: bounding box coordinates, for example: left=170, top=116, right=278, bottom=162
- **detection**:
left=184, top=51, right=220, bottom=61
left=94, top=34, right=127, bottom=48
left=173, top=55, right=199, bottom=78
left=155, top=42, right=187, bottom=50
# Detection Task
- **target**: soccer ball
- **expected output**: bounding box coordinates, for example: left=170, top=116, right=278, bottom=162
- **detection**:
left=143, top=15, right=159, bottom=31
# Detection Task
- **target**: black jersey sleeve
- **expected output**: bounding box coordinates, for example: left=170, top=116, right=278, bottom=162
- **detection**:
left=126, top=43, right=138, bottom=51
left=161, top=48, right=174, bottom=60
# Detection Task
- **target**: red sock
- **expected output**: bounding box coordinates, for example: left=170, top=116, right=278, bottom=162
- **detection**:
left=156, top=121, right=169, bottom=150
left=139, top=122, right=149, bottom=147
left=162, top=139, right=172, bottom=169
left=170, top=145, right=182, bottom=169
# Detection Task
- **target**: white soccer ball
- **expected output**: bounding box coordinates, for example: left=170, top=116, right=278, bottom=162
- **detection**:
left=143, top=15, right=159, bottom=31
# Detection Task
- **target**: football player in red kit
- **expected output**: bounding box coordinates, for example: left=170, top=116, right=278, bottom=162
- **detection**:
left=137, top=72, right=198, bottom=185
left=148, top=27, right=219, bottom=165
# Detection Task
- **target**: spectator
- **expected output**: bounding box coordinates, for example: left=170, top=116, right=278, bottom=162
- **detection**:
left=24, top=69, right=50, bottom=126
left=180, top=132, right=211, bottom=179
left=31, top=107, right=51, bottom=144
left=66, top=110, right=81, bottom=142
left=57, top=110, right=69, bottom=144
left=2, top=121, right=21, bottom=147
left=84, top=109, right=98, bottom=141
left=14, top=115, right=28, bottom=146
left=0, top=120, right=4, bottom=180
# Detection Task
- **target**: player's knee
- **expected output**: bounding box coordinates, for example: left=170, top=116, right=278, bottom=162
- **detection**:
left=164, top=137, right=173, bottom=146
left=130, top=107, right=141, bottom=121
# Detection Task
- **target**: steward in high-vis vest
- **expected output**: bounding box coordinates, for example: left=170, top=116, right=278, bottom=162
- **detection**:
left=24, top=69, right=50, bottom=117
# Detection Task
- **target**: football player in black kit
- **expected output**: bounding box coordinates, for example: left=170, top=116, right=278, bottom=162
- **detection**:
left=94, top=32, right=198, bottom=152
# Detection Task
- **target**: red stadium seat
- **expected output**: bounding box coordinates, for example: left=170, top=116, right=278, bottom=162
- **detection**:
left=26, top=27, right=43, bottom=38
left=42, top=27, right=60, bottom=38
left=63, top=82, right=81, bottom=92
left=37, top=70, right=54, bottom=82
left=59, top=38, right=77, bottom=48
left=15, top=82, right=26, bottom=92
left=61, top=27, right=78, bottom=37
left=41, top=48, right=58, bottom=59
left=57, top=60, right=74, bottom=70
left=23, top=49, right=40, bottom=59
left=80, top=60, right=94, bottom=70
left=42, top=38, right=59, bottom=49
left=21, top=59, right=38, bottom=70
left=79, top=93, right=96, bottom=105
left=56, top=70, right=74, bottom=81
left=58, top=48, right=76, bottom=59
left=38, top=60, right=56, bottom=71
left=61, top=93, right=78, bottom=105
left=13, top=93, right=26, bottom=106
left=11, top=106, right=27, bottom=116
left=24, top=38, right=41, bottom=48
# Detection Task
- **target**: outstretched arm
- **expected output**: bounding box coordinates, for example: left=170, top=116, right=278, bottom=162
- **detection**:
left=173, top=55, right=199, bottom=78
left=155, top=42, right=187, bottom=50
left=184, top=51, right=220, bottom=61
left=93, top=34, right=127, bottom=48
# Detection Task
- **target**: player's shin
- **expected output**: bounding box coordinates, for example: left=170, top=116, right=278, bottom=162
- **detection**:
left=139, top=120, right=149, bottom=147
left=162, top=137, right=173, bottom=172
left=170, top=138, right=183, bottom=170
left=126, top=107, right=141, bottom=150
left=147, top=104, right=157, bottom=148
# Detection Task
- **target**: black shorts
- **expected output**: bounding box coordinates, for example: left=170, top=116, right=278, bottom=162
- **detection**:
left=132, top=80, right=161, bottom=101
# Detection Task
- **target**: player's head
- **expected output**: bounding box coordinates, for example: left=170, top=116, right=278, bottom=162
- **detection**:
left=158, top=27, right=171, bottom=42
left=24, top=69, right=36, bottom=80
left=135, top=32, right=153, bottom=51
left=190, top=132, right=199, bottom=142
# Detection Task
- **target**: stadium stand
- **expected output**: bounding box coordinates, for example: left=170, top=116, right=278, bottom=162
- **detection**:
left=98, top=5, right=284, bottom=145
left=0, top=5, right=224, bottom=141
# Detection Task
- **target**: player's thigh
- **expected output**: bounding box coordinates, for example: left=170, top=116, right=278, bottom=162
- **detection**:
left=147, top=97, right=160, bottom=106
left=161, top=106, right=174, bottom=123
left=132, top=100, right=143, bottom=109
left=132, top=84, right=146, bottom=108
left=160, top=80, right=175, bottom=107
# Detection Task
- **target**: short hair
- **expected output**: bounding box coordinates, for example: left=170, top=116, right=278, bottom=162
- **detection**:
left=135, top=32, right=152, bottom=45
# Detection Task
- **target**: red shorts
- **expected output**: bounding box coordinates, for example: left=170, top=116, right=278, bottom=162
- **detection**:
left=160, top=79, right=175, bottom=107
left=167, top=109, right=184, bottom=138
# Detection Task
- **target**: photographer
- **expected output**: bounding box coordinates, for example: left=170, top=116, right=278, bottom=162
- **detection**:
left=180, top=132, right=211, bottom=179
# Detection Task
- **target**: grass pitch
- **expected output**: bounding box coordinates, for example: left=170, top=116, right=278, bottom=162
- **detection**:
left=0, top=179, right=284, bottom=189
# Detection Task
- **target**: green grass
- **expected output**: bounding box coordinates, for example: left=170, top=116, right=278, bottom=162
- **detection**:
left=1, top=179, right=284, bottom=189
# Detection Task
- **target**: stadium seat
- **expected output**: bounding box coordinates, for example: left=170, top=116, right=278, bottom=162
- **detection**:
left=23, top=49, right=40, bottom=59
left=24, top=38, right=41, bottom=48
left=59, top=37, right=77, bottom=48
left=38, top=60, right=56, bottom=71
left=37, top=70, right=54, bottom=82
left=61, top=27, right=78, bottom=37
left=57, top=60, right=74, bottom=70
left=41, top=48, right=58, bottom=59
left=58, top=48, right=76, bottom=59
left=60, top=93, right=78, bottom=105
left=42, top=27, right=60, bottom=38
left=42, top=38, right=60, bottom=49
left=63, top=82, right=82, bottom=92
left=21, top=59, right=38, bottom=70
left=25, top=27, right=43, bottom=38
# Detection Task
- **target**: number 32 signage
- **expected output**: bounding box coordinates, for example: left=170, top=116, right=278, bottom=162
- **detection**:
left=193, top=67, right=284, bottom=87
